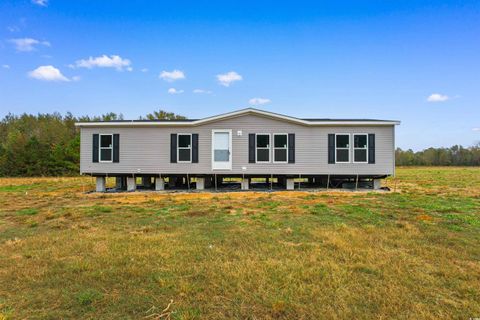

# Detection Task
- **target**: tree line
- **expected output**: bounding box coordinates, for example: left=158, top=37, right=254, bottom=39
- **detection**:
left=0, top=111, right=479, bottom=176
left=395, top=145, right=480, bottom=166
left=0, top=111, right=184, bottom=177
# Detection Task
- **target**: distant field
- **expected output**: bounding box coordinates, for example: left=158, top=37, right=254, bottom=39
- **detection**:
left=1, top=167, right=479, bottom=319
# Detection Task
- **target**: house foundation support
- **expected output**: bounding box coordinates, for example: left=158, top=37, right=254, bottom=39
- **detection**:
left=241, top=178, right=249, bottom=190
left=196, top=177, right=205, bottom=190
left=96, top=176, right=106, bottom=192
left=127, top=177, right=137, bottom=191
left=373, top=179, right=382, bottom=190
left=286, top=178, right=295, bottom=190
left=155, top=177, right=165, bottom=191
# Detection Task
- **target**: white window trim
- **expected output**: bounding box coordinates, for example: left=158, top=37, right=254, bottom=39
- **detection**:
left=353, top=133, right=368, bottom=164
left=99, top=133, right=113, bottom=163
left=273, top=133, right=288, bottom=163
left=177, top=133, right=192, bottom=163
left=335, top=133, right=350, bottom=164
left=255, top=133, right=271, bottom=163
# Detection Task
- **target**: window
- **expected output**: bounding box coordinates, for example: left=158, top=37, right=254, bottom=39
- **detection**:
left=177, top=134, right=192, bottom=162
left=256, top=134, right=270, bottom=162
left=99, top=134, right=113, bottom=162
left=273, top=134, right=288, bottom=163
left=335, top=134, right=350, bottom=163
left=353, top=134, right=368, bottom=163
left=213, top=132, right=230, bottom=162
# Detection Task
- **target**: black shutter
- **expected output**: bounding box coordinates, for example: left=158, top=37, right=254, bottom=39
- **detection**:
left=192, top=133, right=199, bottom=163
left=92, top=134, right=99, bottom=163
left=368, top=134, right=375, bottom=164
left=170, top=134, right=177, bottom=163
left=288, top=133, right=295, bottom=163
left=328, top=134, right=335, bottom=164
left=113, top=134, right=120, bottom=163
left=248, top=134, right=256, bottom=163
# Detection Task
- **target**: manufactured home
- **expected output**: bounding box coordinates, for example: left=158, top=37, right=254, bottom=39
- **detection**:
left=75, top=108, right=400, bottom=192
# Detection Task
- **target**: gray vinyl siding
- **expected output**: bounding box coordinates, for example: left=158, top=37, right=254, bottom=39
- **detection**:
left=80, top=114, right=395, bottom=175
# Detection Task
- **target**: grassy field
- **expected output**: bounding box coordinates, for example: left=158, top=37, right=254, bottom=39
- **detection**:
left=1, top=167, right=479, bottom=319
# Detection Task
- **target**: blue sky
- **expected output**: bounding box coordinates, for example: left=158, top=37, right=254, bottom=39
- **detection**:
left=0, top=0, right=479, bottom=150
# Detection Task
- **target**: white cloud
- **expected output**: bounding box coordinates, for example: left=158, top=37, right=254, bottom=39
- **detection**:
left=473, top=128, right=480, bottom=132
left=7, top=18, right=27, bottom=33
left=193, top=89, right=212, bottom=94
left=168, top=88, right=184, bottom=94
left=9, top=38, right=50, bottom=52
left=28, top=65, right=69, bottom=82
left=427, top=93, right=449, bottom=102
left=141, top=68, right=148, bottom=73
left=217, top=71, right=242, bottom=87
left=249, top=97, right=271, bottom=105
left=75, top=54, right=131, bottom=71
left=2, top=64, right=10, bottom=69
left=71, top=75, right=81, bottom=82
left=32, top=0, right=48, bottom=6
left=159, top=70, right=185, bottom=82
left=7, top=26, right=20, bottom=32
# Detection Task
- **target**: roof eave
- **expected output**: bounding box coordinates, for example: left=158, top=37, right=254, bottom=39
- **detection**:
left=74, top=121, right=193, bottom=127
left=307, top=121, right=401, bottom=126
left=74, top=108, right=400, bottom=127
left=74, top=120, right=400, bottom=127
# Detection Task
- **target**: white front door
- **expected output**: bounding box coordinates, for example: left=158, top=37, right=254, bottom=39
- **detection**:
left=212, top=130, right=232, bottom=170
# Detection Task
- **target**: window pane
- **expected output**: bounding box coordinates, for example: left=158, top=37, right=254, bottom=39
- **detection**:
left=178, top=148, right=191, bottom=161
left=274, top=149, right=287, bottom=162
left=256, top=135, right=270, bottom=148
left=214, top=132, right=229, bottom=149
left=274, top=135, right=287, bottom=148
left=100, top=148, right=112, bottom=161
left=354, top=149, right=367, bottom=162
left=336, top=135, right=349, bottom=148
left=354, top=135, right=367, bottom=148
left=100, top=135, right=112, bottom=148
left=178, top=135, right=191, bottom=148
left=336, top=149, right=349, bottom=162
left=214, top=150, right=229, bottom=162
left=257, top=149, right=269, bottom=162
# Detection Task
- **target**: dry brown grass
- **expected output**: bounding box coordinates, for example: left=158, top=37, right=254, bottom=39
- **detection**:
left=0, top=167, right=479, bottom=319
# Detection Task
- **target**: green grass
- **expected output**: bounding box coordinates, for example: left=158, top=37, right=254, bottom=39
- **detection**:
left=76, top=289, right=103, bottom=307
left=15, top=208, right=39, bottom=216
left=0, top=184, right=40, bottom=192
left=0, top=167, right=479, bottom=319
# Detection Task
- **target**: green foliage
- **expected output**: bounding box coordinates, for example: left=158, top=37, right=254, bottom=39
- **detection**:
left=396, top=145, right=480, bottom=166
left=140, top=109, right=187, bottom=120
left=0, top=112, right=81, bottom=176
left=0, top=110, right=184, bottom=177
